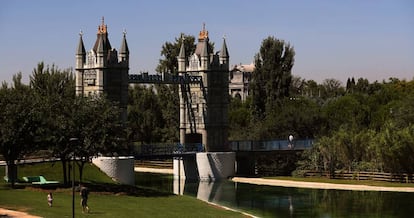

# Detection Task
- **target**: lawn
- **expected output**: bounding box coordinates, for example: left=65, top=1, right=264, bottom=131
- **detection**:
left=0, top=162, right=245, bottom=218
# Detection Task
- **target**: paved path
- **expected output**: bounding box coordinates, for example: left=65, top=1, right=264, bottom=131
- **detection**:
left=0, top=208, right=41, bottom=218
left=232, top=177, right=414, bottom=192
left=134, top=167, right=414, bottom=192
left=134, top=167, right=173, bottom=174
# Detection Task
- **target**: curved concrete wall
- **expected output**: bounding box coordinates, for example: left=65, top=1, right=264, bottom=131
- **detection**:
left=174, top=152, right=235, bottom=181
left=92, top=156, right=135, bottom=185
left=197, top=152, right=235, bottom=181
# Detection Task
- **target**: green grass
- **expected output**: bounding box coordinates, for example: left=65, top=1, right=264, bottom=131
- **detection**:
left=0, top=163, right=245, bottom=218
left=267, top=176, right=414, bottom=188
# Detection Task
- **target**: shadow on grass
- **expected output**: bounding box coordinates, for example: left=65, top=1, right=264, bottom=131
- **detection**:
left=85, top=182, right=173, bottom=197
left=1, top=182, right=173, bottom=198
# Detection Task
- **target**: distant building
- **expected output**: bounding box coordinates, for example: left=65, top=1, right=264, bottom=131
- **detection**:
left=229, top=63, right=254, bottom=101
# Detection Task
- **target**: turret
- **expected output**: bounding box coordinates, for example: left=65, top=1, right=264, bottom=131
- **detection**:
left=178, top=38, right=186, bottom=72
left=75, top=31, right=86, bottom=96
left=200, top=36, right=209, bottom=70
left=96, top=34, right=105, bottom=67
left=76, top=31, right=86, bottom=69
left=219, top=37, right=229, bottom=70
left=119, top=30, right=129, bottom=64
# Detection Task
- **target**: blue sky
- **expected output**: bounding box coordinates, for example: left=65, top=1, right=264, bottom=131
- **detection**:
left=0, top=0, right=413, bottom=84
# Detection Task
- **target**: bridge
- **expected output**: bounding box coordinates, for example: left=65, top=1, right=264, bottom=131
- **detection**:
left=134, top=139, right=313, bottom=159
left=129, top=72, right=202, bottom=84
left=134, top=139, right=313, bottom=176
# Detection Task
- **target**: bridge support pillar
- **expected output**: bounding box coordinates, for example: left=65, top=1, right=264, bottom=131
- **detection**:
left=174, top=152, right=235, bottom=181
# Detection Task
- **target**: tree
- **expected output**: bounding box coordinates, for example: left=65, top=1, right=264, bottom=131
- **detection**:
left=72, top=95, right=126, bottom=182
left=251, top=36, right=295, bottom=119
left=128, top=85, right=163, bottom=144
left=321, top=78, right=344, bottom=98
left=0, top=74, right=42, bottom=187
left=29, top=62, right=76, bottom=185
left=156, top=34, right=196, bottom=75
left=228, top=96, right=252, bottom=140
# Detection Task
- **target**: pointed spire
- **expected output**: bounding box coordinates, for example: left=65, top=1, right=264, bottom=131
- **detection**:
left=220, top=36, right=229, bottom=58
left=98, top=16, right=107, bottom=34
left=97, top=34, right=104, bottom=54
left=120, top=30, right=129, bottom=55
left=201, top=38, right=209, bottom=57
left=198, top=22, right=209, bottom=41
left=77, top=30, right=86, bottom=55
left=178, top=35, right=185, bottom=59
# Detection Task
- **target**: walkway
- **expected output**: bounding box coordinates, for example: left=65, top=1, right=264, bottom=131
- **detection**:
left=232, top=177, right=414, bottom=192
left=0, top=208, right=41, bottom=218
left=134, top=167, right=414, bottom=192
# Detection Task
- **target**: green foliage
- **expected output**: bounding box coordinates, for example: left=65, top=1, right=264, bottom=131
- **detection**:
left=297, top=78, right=414, bottom=174
left=128, top=85, right=163, bottom=144
left=0, top=74, right=43, bottom=185
left=155, top=84, right=180, bottom=143
left=228, top=97, right=252, bottom=140
left=251, top=36, right=295, bottom=119
left=156, top=34, right=196, bottom=75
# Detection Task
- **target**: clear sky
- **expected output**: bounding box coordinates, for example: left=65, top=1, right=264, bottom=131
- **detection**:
left=0, top=0, right=413, bottom=84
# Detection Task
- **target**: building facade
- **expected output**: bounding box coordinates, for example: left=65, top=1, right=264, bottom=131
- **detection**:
left=229, top=63, right=254, bottom=101
left=177, top=26, right=230, bottom=152
left=75, top=18, right=129, bottom=118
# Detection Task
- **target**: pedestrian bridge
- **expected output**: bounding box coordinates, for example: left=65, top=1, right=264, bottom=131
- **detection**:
left=134, top=139, right=313, bottom=159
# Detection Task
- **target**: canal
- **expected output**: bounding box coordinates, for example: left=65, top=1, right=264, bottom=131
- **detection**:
left=136, top=172, right=414, bottom=218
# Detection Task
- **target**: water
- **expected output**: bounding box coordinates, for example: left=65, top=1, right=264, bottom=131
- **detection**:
left=135, top=173, right=414, bottom=217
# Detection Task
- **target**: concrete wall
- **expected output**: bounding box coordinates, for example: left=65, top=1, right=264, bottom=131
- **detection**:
left=173, top=152, right=235, bottom=181
left=92, top=156, right=135, bottom=185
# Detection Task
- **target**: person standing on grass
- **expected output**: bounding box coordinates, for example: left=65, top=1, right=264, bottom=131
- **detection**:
left=80, top=184, right=90, bottom=213
left=47, top=192, right=53, bottom=207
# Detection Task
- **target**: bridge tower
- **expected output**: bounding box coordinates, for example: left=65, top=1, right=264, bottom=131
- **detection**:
left=177, top=25, right=230, bottom=152
left=75, top=17, right=129, bottom=119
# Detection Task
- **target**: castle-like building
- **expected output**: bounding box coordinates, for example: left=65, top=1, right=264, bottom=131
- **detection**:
left=75, top=19, right=230, bottom=151
left=177, top=25, right=230, bottom=152
left=75, top=18, right=129, bottom=117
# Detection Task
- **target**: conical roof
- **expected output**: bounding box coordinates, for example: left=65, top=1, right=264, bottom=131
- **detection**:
left=77, top=32, right=86, bottom=55
left=220, top=37, right=229, bottom=58
left=120, top=32, right=129, bottom=55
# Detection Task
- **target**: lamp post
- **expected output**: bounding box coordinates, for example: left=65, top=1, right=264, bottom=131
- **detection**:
left=69, top=138, right=79, bottom=218
left=288, top=135, right=294, bottom=150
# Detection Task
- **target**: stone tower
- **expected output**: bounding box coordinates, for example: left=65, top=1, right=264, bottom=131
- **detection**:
left=75, top=17, right=129, bottom=118
left=177, top=25, right=230, bottom=152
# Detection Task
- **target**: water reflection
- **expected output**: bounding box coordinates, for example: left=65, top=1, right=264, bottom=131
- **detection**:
left=136, top=173, right=414, bottom=218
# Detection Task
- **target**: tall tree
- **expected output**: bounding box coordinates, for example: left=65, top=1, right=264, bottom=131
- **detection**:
left=0, top=74, right=42, bottom=187
left=156, top=34, right=196, bottom=75
left=128, top=85, right=163, bottom=144
left=251, top=36, right=295, bottom=119
left=29, top=62, right=75, bottom=185
left=72, top=95, right=126, bottom=182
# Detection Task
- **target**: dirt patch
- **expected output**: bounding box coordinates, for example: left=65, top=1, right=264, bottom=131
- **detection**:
left=0, top=208, right=41, bottom=218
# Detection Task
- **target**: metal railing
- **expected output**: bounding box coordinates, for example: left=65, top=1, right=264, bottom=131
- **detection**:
left=230, top=139, right=313, bottom=151
left=136, top=143, right=204, bottom=157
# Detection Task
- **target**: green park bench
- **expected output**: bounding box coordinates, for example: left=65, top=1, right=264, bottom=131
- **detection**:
left=22, top=176, right=59, bottom=185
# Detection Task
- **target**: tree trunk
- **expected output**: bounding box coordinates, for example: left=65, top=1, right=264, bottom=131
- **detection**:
left=61, top=158, right=68, bottom=185
left=77, top=160, right=86, bottom=183
left=6, top=160, right=17, bottom=188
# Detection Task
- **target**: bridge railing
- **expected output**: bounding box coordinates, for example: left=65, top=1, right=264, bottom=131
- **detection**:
left=230, top=139, right=313, bottom=151
left=135, top=143, right=204, bottom=157
left=129, top=72, right=202, bottom=84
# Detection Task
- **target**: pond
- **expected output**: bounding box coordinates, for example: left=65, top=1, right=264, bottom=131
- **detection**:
left=135, top=173, right=414, bottom=218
